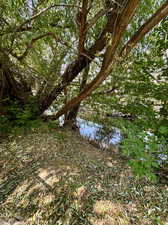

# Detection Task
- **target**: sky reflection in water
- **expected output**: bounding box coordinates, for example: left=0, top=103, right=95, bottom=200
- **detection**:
left=76, top=118, right=123, bottom=149
left=45, top=110, right=167, bottom=163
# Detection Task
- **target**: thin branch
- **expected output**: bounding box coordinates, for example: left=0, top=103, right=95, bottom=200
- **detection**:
left=120, top=0, right=168, bottom=57
left=80, top=52, right=100, bottom=67
left=18, top=4, right=81, bottom=30
left=86, top=8, right=112, bottom=30
left=31, top=0, right=47, bottom=16
left=12, top=32, right=68, bottom=60
left=0, top=4, right=81, bottom=36
left=95, top=86, right=118, bottom=95
left=111, top=0, right=123, bottom=8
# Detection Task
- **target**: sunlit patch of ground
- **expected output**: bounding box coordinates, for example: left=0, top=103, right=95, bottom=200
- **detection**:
left=0, top=127, right=168, bottom=225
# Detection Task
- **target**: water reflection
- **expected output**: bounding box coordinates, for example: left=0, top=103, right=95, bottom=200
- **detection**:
left=76, top=118, right=167, bottom=164
left=44, top=110, right=167, bottom=164
left=76, top=118, right=123, bottom=149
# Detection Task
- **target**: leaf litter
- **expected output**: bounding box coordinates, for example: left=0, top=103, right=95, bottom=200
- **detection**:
left=0, top=127, right=168, bottom=225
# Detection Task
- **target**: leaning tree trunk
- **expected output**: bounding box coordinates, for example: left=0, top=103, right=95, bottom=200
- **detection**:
left=64, top=65, right=90, bottom=128
left=0, top=50, right=32, bottom=118
left=48, top=0, right=168, bottom=121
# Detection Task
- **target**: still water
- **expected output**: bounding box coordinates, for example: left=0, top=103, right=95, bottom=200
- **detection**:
left=74, top=118, right=167, bottom=164
left=44, top=109, right=167, bottom=164
left=57, top=115, right=123, bottom=149
left=76, top=118, right=123, bottom=149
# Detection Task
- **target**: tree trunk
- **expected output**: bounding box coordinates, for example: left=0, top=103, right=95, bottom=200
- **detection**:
left=35, top=1, right=123, bottom=115
left=64, top=65, right=90, bottom=128
left=47, top=0, right=168, bottom=120
left=0, top=51, right=33, bottom=118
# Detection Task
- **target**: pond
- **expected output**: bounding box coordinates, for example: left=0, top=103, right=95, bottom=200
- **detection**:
left=73, top=118, right=167, bottom=165
left=44, top=109, right=167, bottom=165
left=76, top=118, right=123, bottom=150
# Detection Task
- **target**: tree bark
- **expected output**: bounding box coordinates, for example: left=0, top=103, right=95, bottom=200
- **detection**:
left=0, top=51, right=31, bottom=103
left=47, top=0, right=168, bottom=120
left=48, top=0, right=141, bottom=120
left=120, top=0, right=168, bottom=57
left=64, top=65, right=90, bottom=126
left=0, top=50, right=32, bottom=117
left=36, top=0, right=125, bottom=115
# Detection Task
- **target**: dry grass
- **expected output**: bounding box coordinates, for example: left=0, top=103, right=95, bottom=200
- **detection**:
left=0, top=126, right=168, bottom=225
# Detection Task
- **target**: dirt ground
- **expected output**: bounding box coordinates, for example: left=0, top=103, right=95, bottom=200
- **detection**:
left=0, top=127, right=168, bottom=225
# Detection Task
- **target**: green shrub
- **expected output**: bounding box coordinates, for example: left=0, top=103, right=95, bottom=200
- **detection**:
left=0, top=99, right=42, bottom=135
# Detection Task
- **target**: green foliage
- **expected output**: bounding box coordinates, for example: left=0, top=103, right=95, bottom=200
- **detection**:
left=0, top=99, right=42, bottom=135
left=158, top=126, right=168, bottom=136
left=121, top=127, right=158, bottom=180
left=86, top=17, right=168, bottom=180
left=0, top=116, right=11, bottom=134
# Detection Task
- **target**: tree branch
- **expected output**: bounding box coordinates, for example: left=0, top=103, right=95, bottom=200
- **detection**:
left=56, top=0, right=168, bottom=120
left=95, top=86, right=118, bottom=95
left=36, top=0, right=139, bottom=115
left=77, top=0, right=89, bottom=54
left=48, top=0, right=141, bottom=119
left=11, top=32, right=68, bottom=60
left=0, top=4, right=81, bottom=36
left=19, top=4, right=81, bottom=30
left=120, top=0, right=168, bottom=57
left=86, top=8, right=112, bottom=31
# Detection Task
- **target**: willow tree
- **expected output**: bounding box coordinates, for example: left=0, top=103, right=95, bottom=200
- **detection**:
left=0, top=0, right=168, bottom=125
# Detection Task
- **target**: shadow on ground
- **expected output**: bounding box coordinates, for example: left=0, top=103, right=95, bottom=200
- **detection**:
left=0, top=128, right=168, bottom=225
